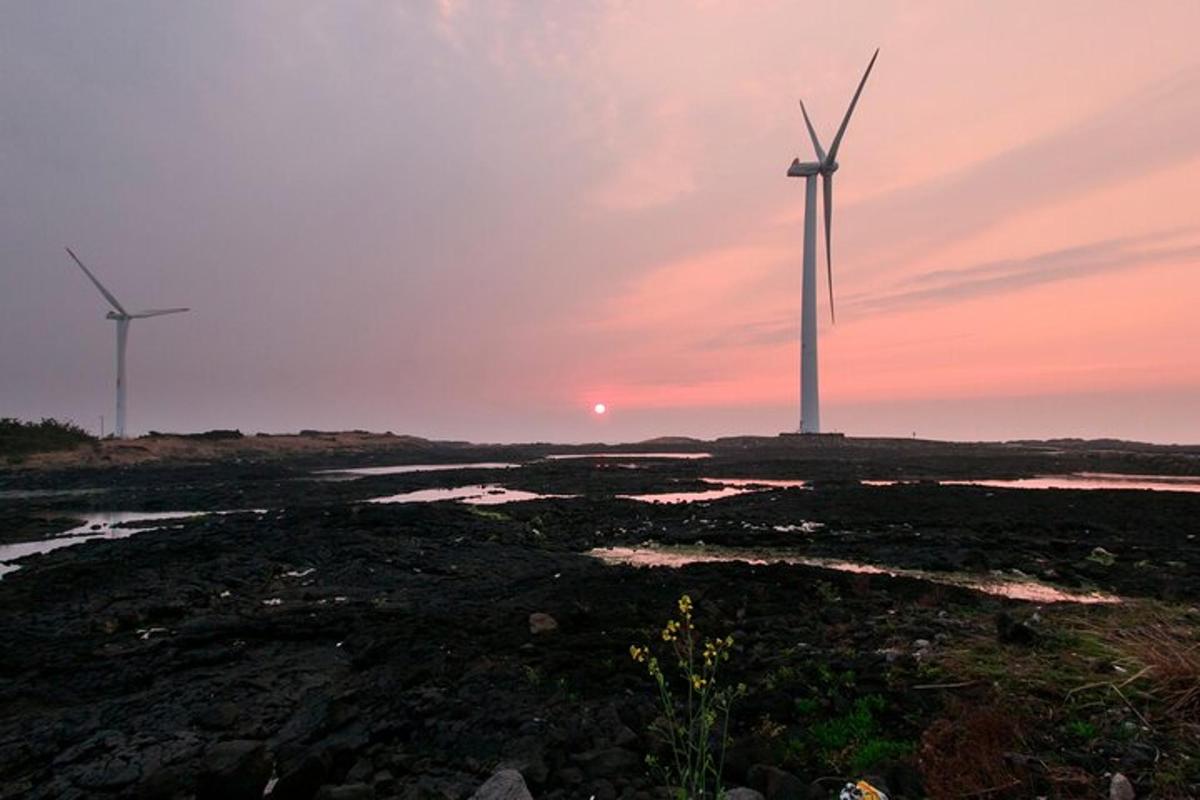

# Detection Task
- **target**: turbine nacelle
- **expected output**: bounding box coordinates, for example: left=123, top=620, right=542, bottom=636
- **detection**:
left=787, top=159, right=822, bottom=177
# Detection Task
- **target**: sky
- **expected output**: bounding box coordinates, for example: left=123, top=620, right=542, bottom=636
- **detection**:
left=2, top=1, right=1199, bottom=444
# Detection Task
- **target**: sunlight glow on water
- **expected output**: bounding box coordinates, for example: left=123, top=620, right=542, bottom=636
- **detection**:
left=316, top=462, right=520, bottom=477
left=943, top=473, right=1200, bottom=493
left=546, top=452, right=711, bottom=460
left=589, top=545, right=1120, bottom=604
left=0, top=511, right=205, bottom=579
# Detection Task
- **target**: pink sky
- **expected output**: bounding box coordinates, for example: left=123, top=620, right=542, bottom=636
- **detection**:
left=2, top=2, right=1199, bottom=443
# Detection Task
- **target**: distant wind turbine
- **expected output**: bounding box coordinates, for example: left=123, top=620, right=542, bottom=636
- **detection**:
left=787, top=48, right=878, bottom=434
left=66, top=247, right=189, bottom=438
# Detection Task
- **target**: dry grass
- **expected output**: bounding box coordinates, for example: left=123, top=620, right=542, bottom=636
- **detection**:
left=1104, top=613, right=1200, bottom=739
left=918, top=703, right=1027, bottom=799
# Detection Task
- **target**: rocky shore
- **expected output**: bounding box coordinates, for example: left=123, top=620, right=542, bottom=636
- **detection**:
left=1, top=437, right=1197, bottom=798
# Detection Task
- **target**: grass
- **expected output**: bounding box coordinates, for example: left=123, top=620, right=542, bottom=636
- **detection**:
left=920, top=600, right=1200, bottom=796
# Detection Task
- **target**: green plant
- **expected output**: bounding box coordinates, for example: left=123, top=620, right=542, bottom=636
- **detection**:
left=630, top=594, right=745, bottom=800
left=1065, top=719, right=1096, bottom=741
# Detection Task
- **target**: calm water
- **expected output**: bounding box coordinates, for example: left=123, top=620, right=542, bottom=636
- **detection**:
left=316, top=462, right=520, bottom=477
left=545, top=452, right=712, bottom=460
left=0, top=511, right=207, bottom=579
left=942, top=473, right=1200, bottom=493
left=590, top=545, right=1120, bottom=605
left=368, top=485, right=568, bottom=504
left=617, top=486, right=755, bottom=504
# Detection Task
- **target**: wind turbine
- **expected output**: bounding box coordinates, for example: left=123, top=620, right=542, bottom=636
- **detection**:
left=65, top=247, right=189, bottom=438
left=787, top=49, right=878, bottom=434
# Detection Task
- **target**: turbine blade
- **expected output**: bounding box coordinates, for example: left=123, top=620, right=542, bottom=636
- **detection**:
left=129, top=307, right=189, bottom=319
left=823, top=174, right=835, bottom=324
left=65, top=247, right=127, bottom=314
left=799, top=100, right=826, bottom=162
left=827, top=48, right=879, bottom=164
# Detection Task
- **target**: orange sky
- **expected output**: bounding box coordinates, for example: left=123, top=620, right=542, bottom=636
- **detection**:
left=2, top=2, right=1199, bottom=442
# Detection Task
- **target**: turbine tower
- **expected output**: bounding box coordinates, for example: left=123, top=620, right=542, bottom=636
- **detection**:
left=66, top=247, right=189, bottom=438
left=787, top=49, right=878, bottom=434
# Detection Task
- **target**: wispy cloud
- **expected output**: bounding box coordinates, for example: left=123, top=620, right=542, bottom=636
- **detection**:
left=838, top=65, right=1200, bottom=270
left=848, top=228, right=1200, bottom=314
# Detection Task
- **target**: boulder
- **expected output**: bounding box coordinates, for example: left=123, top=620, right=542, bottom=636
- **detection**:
left=747, top=764, right=806, bottom=800
left=571, top=747, right=640, bottom=778
left=470, top=769, right=533, bottom=800
left=196, top=740, right=273, bottom=800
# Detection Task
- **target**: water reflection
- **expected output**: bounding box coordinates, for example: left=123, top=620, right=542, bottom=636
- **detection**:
left=546, top=452, right=711, bottom=460
left=0, top=511, right=206, bottom=579
left=589, top=545, right=1120, bottom=605
left=943, top=473, right=1200, bottom=493
left=316, top=462, right=520, bottom=478
left=618, top=486, right=755, bottom=504
left=368, top=484, right=569, bottom=505
left=707, top=478, right=809, bottom=489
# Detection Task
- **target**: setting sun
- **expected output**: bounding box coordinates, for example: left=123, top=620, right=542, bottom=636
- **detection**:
left=593, top=403, right=607, bottom=415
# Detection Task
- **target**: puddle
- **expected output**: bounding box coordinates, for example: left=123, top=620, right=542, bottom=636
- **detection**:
left=368, top=484, right=569, bottom=505
left=315, top=462, right=521, bottom=478
left=0, top=488, right=108, bottom=500
left=618, top=478, right=808, bottom=504
left=618, top=486, right=756, bottom=504
left=546, top=452, right=712, bottom=460
left=706, top=478, right=810, bottom=489
left=589, top=545, right=1120, bottom=605
left=0, top=512, right=201, bottom=578
left=0, top=510, right=262, bottom=579
left=943, top=473, right=1200, bottom=493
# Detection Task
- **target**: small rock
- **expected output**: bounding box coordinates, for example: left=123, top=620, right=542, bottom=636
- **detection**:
left=1088, top=547, right=1116, bottom=567
left=470, top=769, right=533, bottom=800
left=725, top=789, right=766, bottom=800
left=995, top=611, right=1037, bottom=645
left=528, top=612, right=558, bottom=635
left=1110, top=772, right=1135, bottom=800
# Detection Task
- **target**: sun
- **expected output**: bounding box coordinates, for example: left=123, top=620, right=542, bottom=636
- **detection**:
left=593, top=402, right=607, bottom=415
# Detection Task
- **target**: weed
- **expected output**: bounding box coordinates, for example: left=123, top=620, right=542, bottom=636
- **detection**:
left=630, top=594, right=745, bottom=800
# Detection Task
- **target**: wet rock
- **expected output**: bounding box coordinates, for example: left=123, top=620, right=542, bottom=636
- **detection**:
left=196, top=740, right=273, bottom=800
left=1110, top=772, right=1135, bottom=800
left=314, top=784, right=374, bottom=800
left=528, top=612, right=558, bottom=634
left=995, top=610, right=1037, bottom=645
left=747, top=764, right=806, bottom=800
left=470, top=769, right=533, bottom=800
left=571, top=747, right=639, bottom=778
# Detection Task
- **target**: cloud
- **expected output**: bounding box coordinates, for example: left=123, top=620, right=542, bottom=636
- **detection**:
left=838, top=65, right=1200, bottom=270
left=848, top=228, right=1200, bottom=314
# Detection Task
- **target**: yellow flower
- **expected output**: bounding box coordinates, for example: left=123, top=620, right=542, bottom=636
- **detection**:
left=678, top=595, right=693, bottom=615
left=661, top=619, right=680, bottom=641
left=691, top=674, right=706, bottom=690
left=629, top=645, right=646, bottom=663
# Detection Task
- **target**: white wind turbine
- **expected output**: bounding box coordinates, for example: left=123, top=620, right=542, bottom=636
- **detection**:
left=66, top=247, right=189, bottom=438
left=787, top=49, right=878, bottom=434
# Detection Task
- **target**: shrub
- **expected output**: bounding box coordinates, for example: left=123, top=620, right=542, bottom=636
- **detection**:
left=0, top=417, right=94, bottom=456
